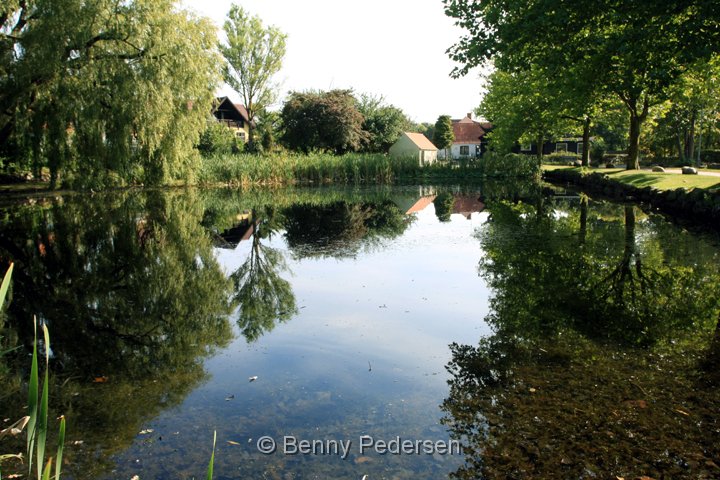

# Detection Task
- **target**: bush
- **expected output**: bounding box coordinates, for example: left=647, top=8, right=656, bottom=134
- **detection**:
left=197, top=120, right=242, bottom=157
left=590, top=138, right=606, bottom=164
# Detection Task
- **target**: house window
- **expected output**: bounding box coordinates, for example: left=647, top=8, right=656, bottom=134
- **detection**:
left=475, top=144, right=481, bottom=157
left=236, top=131, right=246, bottom=142
left=556, top=143, right=568, bottom=153
left=577, top=142, right=584, bottom=155
left=459, top=145, right=470, bottom=156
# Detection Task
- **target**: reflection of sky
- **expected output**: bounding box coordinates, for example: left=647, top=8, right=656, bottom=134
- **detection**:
left=108, top=202, right=493, bottom=479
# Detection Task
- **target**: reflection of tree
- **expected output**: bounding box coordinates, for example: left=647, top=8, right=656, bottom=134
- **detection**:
left=282, top=200, right=412, bottom=258
left=0, top=191, right=235, bottom=479
left=433, top=193, right=455, bottom=222
left=0, top=191, right=234, bottom=376
left=444, top=195, right=720, bottom=479
left=231, top=211, right=297, bottom=343
left=479, top=199, right=719, bottom=345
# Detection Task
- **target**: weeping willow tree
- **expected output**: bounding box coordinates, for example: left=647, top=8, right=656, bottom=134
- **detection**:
left=1, top=0, right=221, bottom=188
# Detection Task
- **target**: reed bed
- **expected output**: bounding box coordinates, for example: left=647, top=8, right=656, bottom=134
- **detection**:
left=198, top=152, right=540, bottom=187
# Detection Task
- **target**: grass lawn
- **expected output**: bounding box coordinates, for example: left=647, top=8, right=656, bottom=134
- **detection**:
left=543, top=165, right=720, bottom=191
left=604, top=169, right=720, bottom=191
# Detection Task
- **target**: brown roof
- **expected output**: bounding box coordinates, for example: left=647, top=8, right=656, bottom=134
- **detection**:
left=234, top=103, right=250, bottom=122
left=212, top=97, right=250, bottom=123
left=404, top=132, right=437, bottom=151
left=450, top=114, right=492, bottom=144
left=452, top=196, right=486, bottom=219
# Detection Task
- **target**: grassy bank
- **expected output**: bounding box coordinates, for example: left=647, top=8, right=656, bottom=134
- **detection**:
left=198, top=152, right=540, bottom=187
left=543, top=166, right=720, bottom=227
left=543, top=166, right=720, bottom=191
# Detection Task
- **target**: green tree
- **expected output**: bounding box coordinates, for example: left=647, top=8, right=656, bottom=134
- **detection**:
left=220, top=4, right=287, bottom=150
left=356, top=94, right=411, bottom=152
left=433, top=115, right=454, bottom=159
left=444, top=0, right=720, bottom=169
left=479, top=69, right=567, bottom=163
left=1, top=0, right=221, bottom=187
left=280, top=90, right=367, bottom=154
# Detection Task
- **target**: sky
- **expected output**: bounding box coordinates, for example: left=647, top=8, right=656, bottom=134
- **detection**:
left=181, top=0, right=485, bottom=123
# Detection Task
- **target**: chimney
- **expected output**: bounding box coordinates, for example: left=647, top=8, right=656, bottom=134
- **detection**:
left=467, top=112, right=472, bottom=119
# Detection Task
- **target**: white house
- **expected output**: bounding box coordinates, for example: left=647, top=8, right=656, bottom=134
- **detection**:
left=389, top=132, right=438, bottom=165
left=438, top=113, right=492, bottom=160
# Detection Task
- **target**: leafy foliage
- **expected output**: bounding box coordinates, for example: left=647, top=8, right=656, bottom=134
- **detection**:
left=197, top=119, right=242, bottom=157
left=220, top=4, right=286, bottom=147
left=356, top=94, right=411, bottom=153
left=1, top=0, right=221, bottom=187
left=432, top=115, right=454, bottom=154
left=280, top=90, right=368, bottom=154
left=444, top=0, right=720, bottom=169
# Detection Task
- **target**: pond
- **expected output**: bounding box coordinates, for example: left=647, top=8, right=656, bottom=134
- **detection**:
left=0, top=183, right=718, bottom=480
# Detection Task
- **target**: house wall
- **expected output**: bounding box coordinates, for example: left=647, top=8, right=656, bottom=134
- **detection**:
left=389, top=136, right=437, bottom=165
left=439, top=143, right=483, bottom=160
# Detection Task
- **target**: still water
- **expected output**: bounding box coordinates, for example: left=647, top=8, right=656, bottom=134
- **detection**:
left=1, top=184, right=719, bottom=479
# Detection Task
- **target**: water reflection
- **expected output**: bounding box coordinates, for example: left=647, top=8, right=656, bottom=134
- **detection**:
left=1, top=184, right=718, bottom=479
left=442, top=196, right=720, bottom=479
left=230, top=209, right=297, bottom=342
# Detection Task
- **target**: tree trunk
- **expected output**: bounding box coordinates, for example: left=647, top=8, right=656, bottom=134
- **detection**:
left=687, top=110, right=696, bottom=161
left=676, top=132, right=685, bottom=163
left=623, top=95, right=648, bottom=171
left=627, top=114, right=642, bottom=170
left=536, top=133, right=544, bottom=166
left=582, top=117, right=591, bottom=167
left=579, top=195, right=588, bottom=245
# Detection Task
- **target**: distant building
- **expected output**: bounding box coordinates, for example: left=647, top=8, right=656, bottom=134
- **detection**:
left=517, top=137, right=585, bottom=156
left=439, top=113, right=492, bottom=160
left=212, top=97, right=250, bottom=143
left=389, top=132, right=438, bottom=165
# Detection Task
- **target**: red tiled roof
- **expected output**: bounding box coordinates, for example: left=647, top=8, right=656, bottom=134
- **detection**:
left=452, top=121, right=487, bottom=144
left=450, top=114, right=492, bottom=144
left=452, top=196, right=486, bottom=219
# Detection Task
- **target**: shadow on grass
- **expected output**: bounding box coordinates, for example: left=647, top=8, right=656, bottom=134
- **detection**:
left=611, top=173, right=663, bottom=187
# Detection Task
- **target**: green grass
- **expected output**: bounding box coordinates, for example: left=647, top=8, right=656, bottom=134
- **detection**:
left=543, top=165, right=720, bottom=191
left=605, top=170, right=720, bottom=191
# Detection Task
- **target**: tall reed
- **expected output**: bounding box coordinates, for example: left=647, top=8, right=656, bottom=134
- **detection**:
left=0, top=264, right=65, bottom=480
left=198, top=151, right=540, bottom=187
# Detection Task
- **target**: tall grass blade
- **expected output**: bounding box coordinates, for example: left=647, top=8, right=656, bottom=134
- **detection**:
left=36, top=324, right=51, bottom=480
left=27, top=318, right=39, bottom=477
left=206, top=430, right=216, bottom=480
left=55, top=416, right=65, bottom=480
left=0, top=263, right=12, bottom=311
left=41, top=459, right=52, bottom=480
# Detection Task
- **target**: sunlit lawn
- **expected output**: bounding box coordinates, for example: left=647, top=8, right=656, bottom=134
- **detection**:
left=543, top=165, right=720, bottom=191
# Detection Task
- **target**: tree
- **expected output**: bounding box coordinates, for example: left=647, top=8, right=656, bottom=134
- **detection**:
left=433, top=115, right=455, bottom=159
left=1, top=0, right=221, bottom=187
left=356, top=93, right=411, bottom=153
left=220, top=5, right=287, bottom=150
left=444, top=0, right=720, bottom=169
left=479, top=69, right=564, bottom=163
left=280, top=90, right=367, bottom=154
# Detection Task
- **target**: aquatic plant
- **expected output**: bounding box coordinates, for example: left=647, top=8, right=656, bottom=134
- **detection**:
left=198, top=151, right=540, bottom=186
left=0, top=264, right=66, bottom=480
